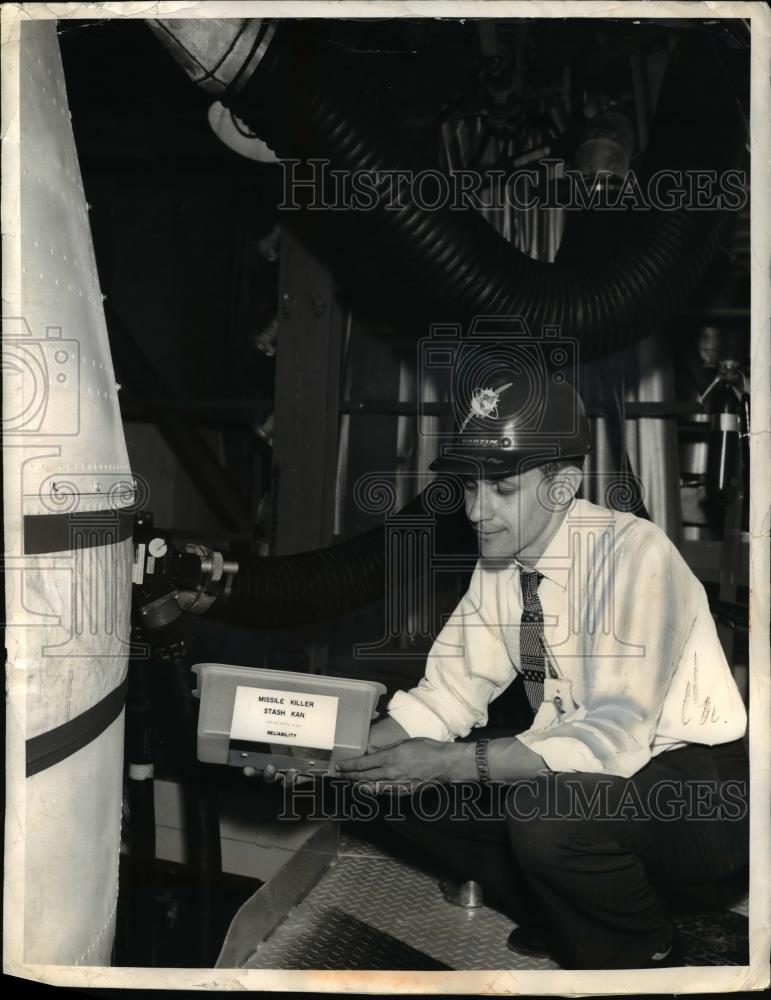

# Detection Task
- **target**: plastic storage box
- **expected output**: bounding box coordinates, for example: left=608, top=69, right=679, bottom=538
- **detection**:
left=192, top=663, right=387, bottom=774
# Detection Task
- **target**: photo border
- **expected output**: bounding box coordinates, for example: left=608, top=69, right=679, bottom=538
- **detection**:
left=2, top=0, right=769, bottom=994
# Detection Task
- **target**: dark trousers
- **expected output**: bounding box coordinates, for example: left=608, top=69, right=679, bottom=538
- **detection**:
left=382, top=682, right=749, bottom=969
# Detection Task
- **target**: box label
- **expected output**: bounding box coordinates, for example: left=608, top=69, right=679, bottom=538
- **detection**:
left=230, top=685, right=339, bottom=750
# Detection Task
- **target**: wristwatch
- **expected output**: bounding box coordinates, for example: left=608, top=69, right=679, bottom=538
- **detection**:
left=475, top=738, right=491, bottom=784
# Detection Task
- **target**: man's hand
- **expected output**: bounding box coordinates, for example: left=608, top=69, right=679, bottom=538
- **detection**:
left=337, top=735, right=548, bottom=792
left=366, top=715, right=411, bottom=752
left=337, top=737, right=475, bottom=792
left=242, top=764, right=312, bottom=786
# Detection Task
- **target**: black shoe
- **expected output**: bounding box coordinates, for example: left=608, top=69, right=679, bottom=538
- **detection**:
left=505, top=924, right=552, bottom=959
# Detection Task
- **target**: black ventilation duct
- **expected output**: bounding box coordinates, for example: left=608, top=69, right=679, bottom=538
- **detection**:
left=216, top=485, right=473, bottom=629
left=149, top=20, right=746, bottom=628
left=224, top=23, right=746, bottom=361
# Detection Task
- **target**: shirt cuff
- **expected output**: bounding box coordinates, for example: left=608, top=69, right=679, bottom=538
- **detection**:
left=387, top=690, right=454, bottom=742
left=516, top=731, right=606, bottom=774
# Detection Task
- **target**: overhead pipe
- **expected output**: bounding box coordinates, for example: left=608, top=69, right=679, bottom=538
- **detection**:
left=210, top=487, right=474, bottom=628
left=147, top=19, right=746, bottom=628
left=149, top=18, right=746, bottom=361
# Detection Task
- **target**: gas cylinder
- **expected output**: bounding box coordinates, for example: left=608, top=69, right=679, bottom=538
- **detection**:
left=705, top=368, right=743, bottom=505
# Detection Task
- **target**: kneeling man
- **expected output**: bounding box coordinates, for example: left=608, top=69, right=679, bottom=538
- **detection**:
left=339, top=370, right=748, bottom=970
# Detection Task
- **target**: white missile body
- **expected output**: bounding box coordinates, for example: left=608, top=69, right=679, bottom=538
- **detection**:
left=3, top=19, right=133, bottom=966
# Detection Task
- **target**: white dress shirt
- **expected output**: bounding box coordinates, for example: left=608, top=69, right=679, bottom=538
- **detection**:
left=387, top=498, right=747, bottom=778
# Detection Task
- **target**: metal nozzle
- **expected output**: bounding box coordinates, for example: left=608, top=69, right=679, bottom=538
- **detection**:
left=147, top=18, right=276, bottom=97
left=440, top=879, right=485, bottom=908
left=575, top=111, right=636, bottom=180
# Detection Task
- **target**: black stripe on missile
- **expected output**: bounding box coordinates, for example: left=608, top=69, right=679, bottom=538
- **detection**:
left=26, top=674, right=129, bottom=777
left=23, top=509, right=134, bottom=554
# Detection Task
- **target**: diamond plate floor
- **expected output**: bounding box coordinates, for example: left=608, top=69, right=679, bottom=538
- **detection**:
left=675, top=909, right=749, bottom=967
left=240, top=833, right=749, bottom=970
left=243, top=835, right=556, bottom=970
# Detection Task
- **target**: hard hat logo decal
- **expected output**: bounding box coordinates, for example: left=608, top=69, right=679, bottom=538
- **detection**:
left=459, top=383, right=513, bottom=433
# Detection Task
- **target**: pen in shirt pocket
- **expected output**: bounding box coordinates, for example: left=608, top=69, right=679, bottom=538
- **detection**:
left=539, top=635, right=562, bottom=679
left=539, top=639, right=572, bottom=717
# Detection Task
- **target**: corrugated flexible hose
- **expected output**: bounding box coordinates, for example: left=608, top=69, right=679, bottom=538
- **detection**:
left=225, top=24, right=745, bottom=357
left=206, top=25, right=745, bottom=627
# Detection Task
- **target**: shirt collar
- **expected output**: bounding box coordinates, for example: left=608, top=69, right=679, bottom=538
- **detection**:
left=513, top=497, right=581, bottom=591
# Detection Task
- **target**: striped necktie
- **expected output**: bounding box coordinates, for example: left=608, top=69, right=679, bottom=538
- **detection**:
left=519, top=570, right=546, bottom=713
